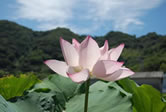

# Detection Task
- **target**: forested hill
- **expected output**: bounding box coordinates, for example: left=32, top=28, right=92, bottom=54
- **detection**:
left=0, top=20, right=166, bottom=77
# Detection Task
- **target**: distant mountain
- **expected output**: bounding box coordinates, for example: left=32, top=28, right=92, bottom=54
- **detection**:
left=0, top=20, right=166, bottom=77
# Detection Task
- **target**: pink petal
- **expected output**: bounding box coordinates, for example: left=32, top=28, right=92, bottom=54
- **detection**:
left=92, top=60, right=124, bottom=77
left=67, top=69, right=89, bottom=83
left=108, top=48, right=115, bottom=54
left=72, top=38, right=80, bottom=52
left=99, top=40, right=109, bottom=60
left=109, top=43, right=124, bottom=61
left=99, top=67, right=135, bottom=81
left=44, top=60, right=68, bottom=77
left=99, top=52, right=109, bottom=60
left=80, top=35, right=90, bottom=44
left=100, top=40, right=109, bottom=55
left=60, top=38, right=79, bottom=66
left=115, top=68, right=135, bottom=80
left=79, top=36, right=100, bottom=71
left=67, top=66, right=82, bottom=74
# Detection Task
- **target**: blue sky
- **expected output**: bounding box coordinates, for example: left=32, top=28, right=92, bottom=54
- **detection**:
left=0, top=0, right=166, bottom=37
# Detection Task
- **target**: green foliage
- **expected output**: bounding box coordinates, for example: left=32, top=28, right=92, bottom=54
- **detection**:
left=0, top=95, right=16, bottom=112
left=32, top=74, right=78, bottom=98
left=0, top=20, right=34, bottom=73
left=0, top=74, right=79, bottom=112
left=121, top=48, right=142, bottom=71
left=0, top=69, right=9, bottom=77
left=66, top=81, right=132, bottom=112
left=0, top=74, right=166, bottom=112
left=8, top=92, right=58, bottom=112
left=30, top=74, right=79, bottom=111
left=0, top=74, right=39, bottom=100
left=117, top=78, right=166, bottom=112
left=160, top=63, right=166, bottom=73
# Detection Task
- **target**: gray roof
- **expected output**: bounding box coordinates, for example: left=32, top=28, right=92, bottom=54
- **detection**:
left=130, top=71, right=164, bottom=78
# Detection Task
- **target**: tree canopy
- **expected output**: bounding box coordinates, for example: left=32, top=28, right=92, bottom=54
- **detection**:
left=0, top=20, right=166, bottom=77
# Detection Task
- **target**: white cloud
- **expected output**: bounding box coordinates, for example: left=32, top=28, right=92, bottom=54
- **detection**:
left=15, top=0, right=163, bottom=34
left=88, top=0, right=162, bottom=31
left=16, top=0, right=76, bottom=22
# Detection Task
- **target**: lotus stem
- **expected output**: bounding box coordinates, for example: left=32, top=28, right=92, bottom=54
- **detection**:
left=84, top=78, right=90, bottom=112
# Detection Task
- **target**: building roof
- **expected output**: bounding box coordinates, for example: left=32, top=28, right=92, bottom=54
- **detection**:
left=130, top=71, right=164, bottom=79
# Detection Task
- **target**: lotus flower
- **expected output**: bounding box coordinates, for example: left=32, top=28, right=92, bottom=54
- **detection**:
left=44, top=36, right=134, bottom=83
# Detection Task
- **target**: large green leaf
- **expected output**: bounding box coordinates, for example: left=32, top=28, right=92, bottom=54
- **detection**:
left=0, top=74, right=39, bottom=100
left=8, top=92, right=61, bottom=112
left=5, top=74, right=79, bottom=112
left=0, top=95, right=16, bottom=112
left=32, top=74, right=78, bottom=99
left=66, top=81, right=132, bottom=112
left=16, top=74, right=79, bottom=112
left=0, top=91, right=63, bottom=112
left=34, top=75, right=79, bottom=111
left=118, top=78, right=166, bottom=112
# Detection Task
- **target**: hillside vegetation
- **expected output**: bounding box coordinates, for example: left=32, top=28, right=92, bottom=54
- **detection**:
left=0, top=20, right=166, bottom=77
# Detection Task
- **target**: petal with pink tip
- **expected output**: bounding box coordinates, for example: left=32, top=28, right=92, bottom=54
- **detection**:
left=115, top=67, right=135, bottom=80
left=67, top=69, right=89, bottom=83
left=99, top=51, right=109, bottom=60
left=60, top=38, right=79, bottom=66
left=79, top=36, right=100, bottom=71
left=80, top=35, right=91, bottom=44
left=72, top=38, right=80, bottom=52
left=44, top=60, right=68, bottom=77
left=100, top=40, right=109, bottom=55
left=92, top=60, right=124, bottom=77
left=99, top=67, right=134, bottom=81
left=109, top=43, right=124, bottom=61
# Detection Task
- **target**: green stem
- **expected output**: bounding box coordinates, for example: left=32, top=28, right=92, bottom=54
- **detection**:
left=84, top=78, right=90, bottom=112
